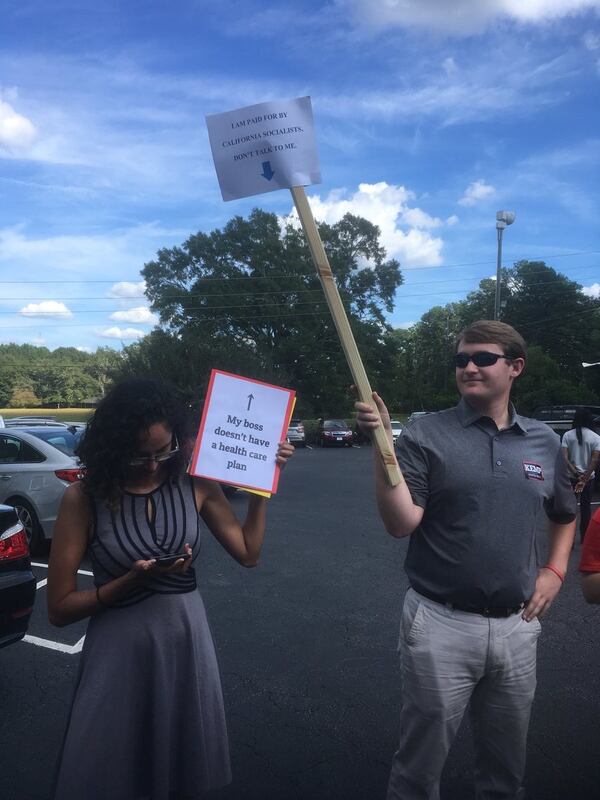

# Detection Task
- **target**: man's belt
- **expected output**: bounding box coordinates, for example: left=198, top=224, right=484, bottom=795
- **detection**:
left=417, top=588, right=525, bottom=618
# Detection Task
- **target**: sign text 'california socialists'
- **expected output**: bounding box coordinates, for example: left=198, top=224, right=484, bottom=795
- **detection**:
left=206, top=96, right=321, bottom=202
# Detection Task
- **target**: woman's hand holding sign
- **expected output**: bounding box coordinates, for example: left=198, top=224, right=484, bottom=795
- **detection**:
left=275, top=440, right=295, bottom=468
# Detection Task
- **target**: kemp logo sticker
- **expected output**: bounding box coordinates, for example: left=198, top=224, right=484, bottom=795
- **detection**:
left=523, top=461, right=544, bottom=481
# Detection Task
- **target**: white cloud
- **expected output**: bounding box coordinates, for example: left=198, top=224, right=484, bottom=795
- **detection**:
left=109, top=306, right=158, bottom=324
left=582, top=283, right=600, bottom=297
left=288, top=182, right=444, bottom=267
left=108, top=281, right=147, bottom=299
left=99, top=327, right=144, bottom=340
left=583, top=30, right=600, bottom=50
left=319, top=47, right=577, bottom=128
left=20, top=300, right=73, bottom=318
left=76, top=345, right=92, bottom=353
left=458, top=179, right=496, bottom=206
left=29, top=336, right=46, bottom=346
left=442, top=57, right=458, bottom=75
left=446, top=214, right=459, bottom=226
left=341, top=0, right=600, bottom=35
left=0, top=99, right=37, bottom=154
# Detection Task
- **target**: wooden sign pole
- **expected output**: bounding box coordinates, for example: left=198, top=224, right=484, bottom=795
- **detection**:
left=290, top=186, right=402, bottom=487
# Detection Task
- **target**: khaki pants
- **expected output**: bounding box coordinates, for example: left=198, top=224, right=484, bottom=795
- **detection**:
left=387, top=588, right=540, bottom=800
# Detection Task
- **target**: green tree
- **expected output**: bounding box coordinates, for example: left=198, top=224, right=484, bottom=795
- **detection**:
left=89, top=347, right=124, bottom=397
left=142, top=209, right=403, bottom=416
left=382, top=261, right=599, bottom=412
left=514, top=346, right=598, bottom=414
left=460, top=260, right=600, bottom=380
left=10, top=384, right=40, bottom=408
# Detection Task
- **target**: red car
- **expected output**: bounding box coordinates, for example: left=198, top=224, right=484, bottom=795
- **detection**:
left=0, top=504, right=36, bottom=649
left=317, top=419, right=354, bottom=447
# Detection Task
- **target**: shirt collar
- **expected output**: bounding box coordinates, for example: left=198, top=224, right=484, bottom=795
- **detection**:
left=455, top=397, right=529, bottom=434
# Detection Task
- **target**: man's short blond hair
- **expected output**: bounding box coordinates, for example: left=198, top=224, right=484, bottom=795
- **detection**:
left=456, top=320, right=527, bottom=360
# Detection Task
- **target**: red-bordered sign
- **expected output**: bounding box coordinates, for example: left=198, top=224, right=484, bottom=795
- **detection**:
left=189, top=369, right=296, bottom=495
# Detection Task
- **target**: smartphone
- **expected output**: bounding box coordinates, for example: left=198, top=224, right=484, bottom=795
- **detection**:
left=154, top=552, right=191, bottom=567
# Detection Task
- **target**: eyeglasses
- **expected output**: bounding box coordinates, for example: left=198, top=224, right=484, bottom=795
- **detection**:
left=454, top=351, right=513, bottom=369
left=127, top=435, right=180, bottom=466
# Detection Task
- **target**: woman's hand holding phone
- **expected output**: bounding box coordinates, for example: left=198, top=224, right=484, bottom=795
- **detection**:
left=130, top=544, right=193, bottom=576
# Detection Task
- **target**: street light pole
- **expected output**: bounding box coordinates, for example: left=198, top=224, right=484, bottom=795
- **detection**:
left=494, top=210, right=516, bottom=320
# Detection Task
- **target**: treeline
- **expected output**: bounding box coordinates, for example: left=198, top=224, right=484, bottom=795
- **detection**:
left=387, top=259, right=600, bottom=415
left=0, top=345, right=122, bottom=408
left=119, top=210, right=600, bottom=416
left=2, top=210, right=599, bottom=415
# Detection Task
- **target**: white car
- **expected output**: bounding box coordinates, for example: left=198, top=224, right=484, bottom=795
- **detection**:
left=390, top=420, right=403, bottom=444
left=0, top=427, right=83, bottom=551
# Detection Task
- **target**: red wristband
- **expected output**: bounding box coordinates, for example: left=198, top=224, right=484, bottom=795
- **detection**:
left=543, top=564, right=565, bottom=583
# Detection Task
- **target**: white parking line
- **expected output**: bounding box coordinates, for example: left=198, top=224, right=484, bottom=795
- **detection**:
left=32, top=561, right=93, bottom=576
left=26, top=562, right=91, bottom=654
left=22, top=634, right=85, bottom=654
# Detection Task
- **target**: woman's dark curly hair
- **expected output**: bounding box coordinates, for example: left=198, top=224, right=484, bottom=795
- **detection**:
left=77, top=378, right=189, bottom=506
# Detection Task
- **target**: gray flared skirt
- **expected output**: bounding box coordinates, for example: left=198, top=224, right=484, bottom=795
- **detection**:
left=54, top=591, right=231, bottom=800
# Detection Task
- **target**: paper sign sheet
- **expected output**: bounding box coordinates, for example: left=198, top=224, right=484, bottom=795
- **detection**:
left=206, top=96, right=321, bottom=201
left=189, top=370, right=296, bottom=494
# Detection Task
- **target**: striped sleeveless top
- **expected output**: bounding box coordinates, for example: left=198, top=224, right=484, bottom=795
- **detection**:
left=88, top=475, right=201, bottom=607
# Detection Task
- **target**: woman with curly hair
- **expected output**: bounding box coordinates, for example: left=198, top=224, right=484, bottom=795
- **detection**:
left=48, top=378, right=294, bottom=800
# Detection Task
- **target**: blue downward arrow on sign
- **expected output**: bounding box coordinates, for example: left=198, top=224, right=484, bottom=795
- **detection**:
left=261, top=161, right=275, bottom=181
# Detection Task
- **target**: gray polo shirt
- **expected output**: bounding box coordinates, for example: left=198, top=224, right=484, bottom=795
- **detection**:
left=396, top=398, right=576, bottom=607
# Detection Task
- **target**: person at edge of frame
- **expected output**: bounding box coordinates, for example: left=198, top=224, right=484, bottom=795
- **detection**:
left=355, top=320, right=576, bottom=800
left=561, top=408, right=600, bottom=542
left=580, top=506, right=600, bottom=603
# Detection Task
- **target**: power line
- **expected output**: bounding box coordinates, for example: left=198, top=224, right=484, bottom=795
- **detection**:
left=0, top=250, right=598, bottom=284
left=2, top=266, right=599, bottom=312
left=3, top=263, right=600, bottom=302
left=0, top=309, right=337, bottom=329
left=2, top=278, right=598, bottom=319
left=513, top=307, right=600, bottom=329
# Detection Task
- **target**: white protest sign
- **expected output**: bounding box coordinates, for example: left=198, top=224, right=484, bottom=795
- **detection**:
left=189, top=370, right=295, bottom=494
left=206, top=96, right=321, bottom=202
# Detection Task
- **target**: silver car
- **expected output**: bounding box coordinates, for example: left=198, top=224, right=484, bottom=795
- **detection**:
left=286, top=419, right=306, bottom=447
left=0, top=427, right=83, bottom=551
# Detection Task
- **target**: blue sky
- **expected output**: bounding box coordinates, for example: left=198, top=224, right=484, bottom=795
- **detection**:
left=1, top=0, right=599, bottom=352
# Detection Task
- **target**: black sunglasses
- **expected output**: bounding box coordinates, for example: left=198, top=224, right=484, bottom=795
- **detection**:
left=454, top=351, right=513, bottom=369
left=127, top=435, right=180, bottom=466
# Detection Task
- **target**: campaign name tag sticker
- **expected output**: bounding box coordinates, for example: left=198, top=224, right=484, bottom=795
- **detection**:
left=523, top=461, right=544, bottom=481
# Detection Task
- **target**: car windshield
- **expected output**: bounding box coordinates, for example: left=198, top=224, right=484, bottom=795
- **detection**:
left=533, top=406, right=600, bottom=421
left=390, top=421, right=402, bottom=429
left=24, top=428, right=81, bottom=456
left=323, top=420, right=349, bottom=430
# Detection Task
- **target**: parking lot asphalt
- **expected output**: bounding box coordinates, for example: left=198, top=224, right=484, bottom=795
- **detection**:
left=1, top=445, right=600, bottom=800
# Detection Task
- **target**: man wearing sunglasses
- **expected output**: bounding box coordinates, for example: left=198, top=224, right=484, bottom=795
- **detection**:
left=355, top=319, right=576, bottom=800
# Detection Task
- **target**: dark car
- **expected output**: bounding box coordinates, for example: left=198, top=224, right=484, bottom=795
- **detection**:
left=532, top=405, right=600, bottom=436
left=0, top=504, right=36, bottom=649
left=317, top=419, right=354, bottom=447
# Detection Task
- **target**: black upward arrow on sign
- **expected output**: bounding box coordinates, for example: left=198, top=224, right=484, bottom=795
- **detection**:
left=247, top=393, right=255, bottom=411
